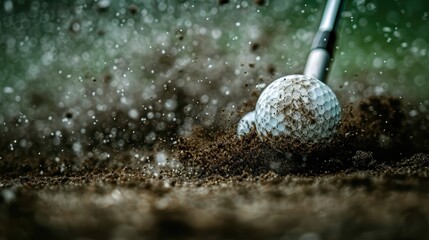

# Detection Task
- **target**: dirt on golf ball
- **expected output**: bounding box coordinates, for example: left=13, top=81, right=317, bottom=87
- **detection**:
left=254, top=75, right=341, bottom=155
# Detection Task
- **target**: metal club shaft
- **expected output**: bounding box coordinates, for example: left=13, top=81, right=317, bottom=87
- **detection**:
left=303, top=0, right=344, bottom=82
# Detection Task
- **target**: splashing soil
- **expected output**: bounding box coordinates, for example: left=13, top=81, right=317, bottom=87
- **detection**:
left=1, top=94, right=429, bottom=239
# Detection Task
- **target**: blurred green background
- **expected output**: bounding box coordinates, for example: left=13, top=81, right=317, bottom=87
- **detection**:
left=1, top=0, right=428, bottom=124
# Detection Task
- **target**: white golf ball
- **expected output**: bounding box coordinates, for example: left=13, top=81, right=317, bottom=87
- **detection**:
left=237, top=111, right=256, bottom=139
left=254, top=75, right=341, bottom=154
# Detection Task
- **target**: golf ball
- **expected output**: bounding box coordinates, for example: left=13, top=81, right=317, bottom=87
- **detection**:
left=237, top=111, right=256, bottom=139
left=254, top=75, right=341, bottom=154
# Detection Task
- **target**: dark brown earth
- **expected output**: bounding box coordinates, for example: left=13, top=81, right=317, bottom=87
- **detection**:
left=1, top=95, right=429, bottom=240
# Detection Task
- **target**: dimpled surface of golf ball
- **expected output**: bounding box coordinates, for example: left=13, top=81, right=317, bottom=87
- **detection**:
left=255, top=75, right=341, bottom=154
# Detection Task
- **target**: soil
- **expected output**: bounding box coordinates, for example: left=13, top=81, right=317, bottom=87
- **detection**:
left=1, top=94, right=429, bottom=240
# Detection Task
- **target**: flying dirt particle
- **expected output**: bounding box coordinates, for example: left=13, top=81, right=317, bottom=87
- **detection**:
left=254, top=0, right=266, bottom=6
left=250, top=42, right=260, bottom=51
left=128, top=4, right=139, bottom=15
left=267, top=64, right=276, bottom=75
left=218, top=0, right=229, bottom=5
left=175, top=29, right=185, bottom=41
left=103, top=74, right=112, bottom=83
left=97, top=29, right=105, bottom=36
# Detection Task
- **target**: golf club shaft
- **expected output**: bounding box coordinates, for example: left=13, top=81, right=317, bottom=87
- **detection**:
left=303, top=0, right=344, bottom=82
